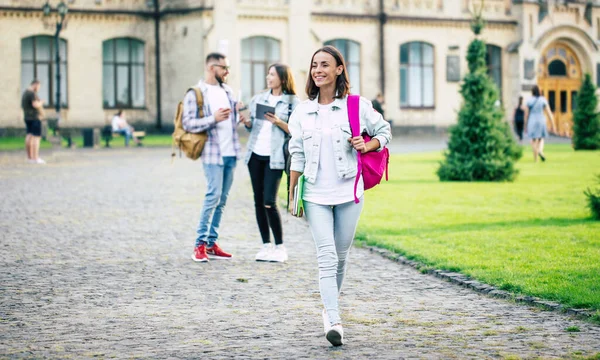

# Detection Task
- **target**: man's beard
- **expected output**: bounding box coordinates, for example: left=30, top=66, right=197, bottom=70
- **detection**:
left=216, top=73, right=226, bottom=85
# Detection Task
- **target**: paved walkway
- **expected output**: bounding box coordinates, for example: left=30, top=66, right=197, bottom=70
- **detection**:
left=1, top=148, right=599, bottom=359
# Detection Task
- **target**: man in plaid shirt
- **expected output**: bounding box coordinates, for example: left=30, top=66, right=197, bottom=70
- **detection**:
left=183, top=52, right=248, bottom=263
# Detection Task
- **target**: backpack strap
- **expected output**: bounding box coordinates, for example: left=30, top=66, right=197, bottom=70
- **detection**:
left=188, top=87, right=204, bottom=118
left=347, top=94, right=361, bottom=204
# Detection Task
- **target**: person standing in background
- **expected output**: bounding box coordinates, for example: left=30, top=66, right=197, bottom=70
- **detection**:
left=372, top=93, right=385, bottom=119
left=242, top=63, right=300, bottom=263
left=184, top=52, right=247, bottom=263
left=22, top=79, right=45, bottom=164
left=513, top=96, right=525, bottom=142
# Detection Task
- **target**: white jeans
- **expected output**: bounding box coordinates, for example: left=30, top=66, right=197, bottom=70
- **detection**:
left=304, top=198, right=364, bottom=326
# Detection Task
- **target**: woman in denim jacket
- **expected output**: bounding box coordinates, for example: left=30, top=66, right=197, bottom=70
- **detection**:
left=288, top=46, right=391, bottom=346
left=242, top=63, right=300, bottom=263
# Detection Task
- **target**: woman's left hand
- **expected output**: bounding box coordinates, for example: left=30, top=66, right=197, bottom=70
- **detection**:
left=349, top=136, right=367, bottom=154
left=264, top=112, right=281, bottom=125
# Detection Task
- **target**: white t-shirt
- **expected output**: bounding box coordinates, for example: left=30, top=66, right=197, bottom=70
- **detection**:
left=111, top=115, right=123, bottom=131
left=206, top=84, right=235, bottom=157
left=253, top=94, right=282, bottom=156
left=303, top=103, right=364, bottom=205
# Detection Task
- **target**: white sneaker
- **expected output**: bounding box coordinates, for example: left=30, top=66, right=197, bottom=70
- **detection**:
left=322, top=309, right=331, bottom=335
left=255, top=243, right=273, bottom=262
left=35, top=158, right=46, bottom=164
left=268, top=244, right=288, bottom=263
left=326, top=324, right=344, bottom=346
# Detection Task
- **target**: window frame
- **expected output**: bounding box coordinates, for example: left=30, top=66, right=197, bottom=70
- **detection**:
left=102, top=37, right=146, bottom=110
left=486, top=44, right=503, bottom=102
left=241, top=36, right=281, bottom=102
left=323, top=39, right=362, bottom=94
left=21, top=35, right=69, bottom=109
left=399, top=41, right=436, bottom=110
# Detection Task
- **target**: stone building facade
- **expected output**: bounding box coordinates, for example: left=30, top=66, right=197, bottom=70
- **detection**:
left=1, top=0, right=599, bottom=135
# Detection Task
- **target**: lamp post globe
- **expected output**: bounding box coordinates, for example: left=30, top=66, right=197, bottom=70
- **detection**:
left=42, top=2, right=51, bottom=17
left=57, top=1, right=68, bottom=18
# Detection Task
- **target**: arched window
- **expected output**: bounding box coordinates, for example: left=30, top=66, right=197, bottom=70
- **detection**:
left=400, top=42, right=434, bottom=108
left=548, top=60, right=567, bottom=76
left=21, top=35, right=68, bottom=108
left=103, top=38, right=145, bottom=108
left=324, top=39, right=361, bottom=92
left=486, top=44, right=502, bottom=97
left=241, top=36, right=281, bottom=102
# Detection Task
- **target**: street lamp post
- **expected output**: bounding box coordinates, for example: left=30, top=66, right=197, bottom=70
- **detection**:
left=42, top=1, right=68, bottom=134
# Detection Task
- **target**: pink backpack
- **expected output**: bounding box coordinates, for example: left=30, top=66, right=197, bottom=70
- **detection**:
left=347, top=95, right=390, bottom=204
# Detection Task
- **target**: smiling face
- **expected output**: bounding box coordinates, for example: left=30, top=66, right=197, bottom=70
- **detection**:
left=310, top=51, right=343, bottom=89
left=266, top=66, right=282, bottom=90
left=209, top=58, right=230, bottom=84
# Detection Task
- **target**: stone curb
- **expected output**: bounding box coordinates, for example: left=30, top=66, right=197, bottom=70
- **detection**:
left=363, top=245, right=597, bottom=321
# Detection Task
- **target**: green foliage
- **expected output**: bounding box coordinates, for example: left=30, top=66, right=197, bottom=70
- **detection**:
left=438, top=26, right=522, bottom=182
left=573, top=73, right=600, bottom=150
left=584, top=174, right=600, bottom=220
left=358, top=145, right=600, bottom=311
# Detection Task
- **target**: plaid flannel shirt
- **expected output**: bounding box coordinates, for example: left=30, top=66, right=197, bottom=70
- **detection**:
left=181, top=80, right=242, bottom=165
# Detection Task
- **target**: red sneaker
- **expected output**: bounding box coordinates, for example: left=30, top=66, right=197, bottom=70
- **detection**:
left=192, top=244, right=209, bottom=262
left=206, top=243, right=233, bottom=259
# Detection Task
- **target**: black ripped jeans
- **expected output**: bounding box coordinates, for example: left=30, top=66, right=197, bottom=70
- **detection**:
left=247, top=153, right=284, bottom=245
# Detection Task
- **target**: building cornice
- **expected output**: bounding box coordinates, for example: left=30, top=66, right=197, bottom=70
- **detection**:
left=512, top=0, right=600, bottom=7
left=0, top=6, right=213, bottom=18
left=312, top=12, right=517, bottom=27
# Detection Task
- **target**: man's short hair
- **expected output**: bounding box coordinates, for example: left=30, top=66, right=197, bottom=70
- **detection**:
left=206, top=52, right=226, bottom=64
left=31, top=79, right=40, bottom=85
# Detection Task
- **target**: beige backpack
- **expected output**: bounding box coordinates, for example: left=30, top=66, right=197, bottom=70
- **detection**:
left=171, top=87, right=208, bottom=160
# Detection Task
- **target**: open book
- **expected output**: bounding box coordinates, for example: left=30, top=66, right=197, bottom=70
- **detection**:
left=292, top=175, right=305, bottom=217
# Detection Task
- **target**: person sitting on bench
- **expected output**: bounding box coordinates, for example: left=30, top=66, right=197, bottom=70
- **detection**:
left=111, top=110, right=139, bottom=147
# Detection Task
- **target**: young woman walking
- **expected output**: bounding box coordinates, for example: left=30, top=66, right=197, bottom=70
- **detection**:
left=287, top=46, right=391, bottom=346
left=242, top=63, right=299, bottom=262
left=524, top=85, right=556, bottom=162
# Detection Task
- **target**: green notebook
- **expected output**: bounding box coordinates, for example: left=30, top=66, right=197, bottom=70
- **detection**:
left=293, top=174, right=305, bottom=217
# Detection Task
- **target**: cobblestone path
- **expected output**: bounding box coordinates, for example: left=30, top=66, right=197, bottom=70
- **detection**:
left=1, top=149, right=599, bottom=359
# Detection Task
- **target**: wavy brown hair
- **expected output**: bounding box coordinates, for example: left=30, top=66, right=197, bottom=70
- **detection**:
left=305, top=45, right=351, bottom=100
left=269, top=63, right=297, bottom=95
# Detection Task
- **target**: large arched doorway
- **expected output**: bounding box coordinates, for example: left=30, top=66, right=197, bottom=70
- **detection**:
left=537, top=42, right=582, bottom=137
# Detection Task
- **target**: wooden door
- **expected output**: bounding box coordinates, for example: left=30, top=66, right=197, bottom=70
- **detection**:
left=539, top=78, right=580, bottom=137
left=537, top=43, right=582, bottom=137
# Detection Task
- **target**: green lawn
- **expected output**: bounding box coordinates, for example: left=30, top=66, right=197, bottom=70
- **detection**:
left=357, top=144, right=600, bottom=311
left=0, top=134, right=173, bottom=151
left=0, top=137, right=53, bottom=151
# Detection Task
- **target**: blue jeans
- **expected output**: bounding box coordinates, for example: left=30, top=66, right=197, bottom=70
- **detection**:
left=304, top=198, right=364, bottom=326
left=195, top=156, right=237, bottom=247
left=115, top=128, right=132, bottom=146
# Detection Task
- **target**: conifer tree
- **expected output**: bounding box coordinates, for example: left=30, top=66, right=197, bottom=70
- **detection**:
left=437, top=7, right=522, bottom=181
left=572, top=73, right=600, bottom=150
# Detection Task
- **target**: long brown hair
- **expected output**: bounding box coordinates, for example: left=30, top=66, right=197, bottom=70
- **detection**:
left=305, top=45, right=351, bottom=100
left=269, top=63, right=297, bottom=95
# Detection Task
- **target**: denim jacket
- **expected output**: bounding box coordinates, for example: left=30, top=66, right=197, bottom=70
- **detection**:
left=288, top=95, right=391, bottom=184
left=244, top=90, right=300, bottom=170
